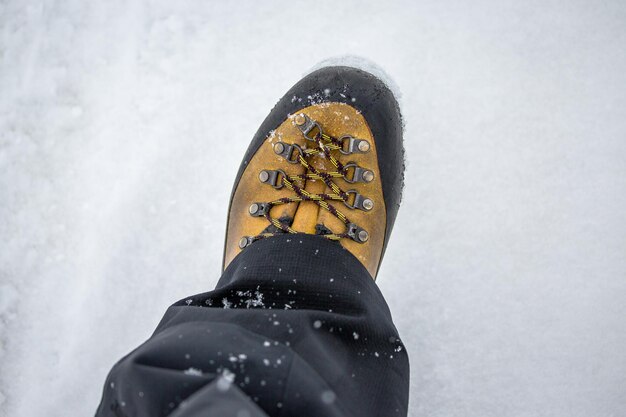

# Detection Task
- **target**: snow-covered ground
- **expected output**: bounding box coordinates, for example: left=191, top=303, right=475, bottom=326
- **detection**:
left=1, top=1, right=625, bottom=416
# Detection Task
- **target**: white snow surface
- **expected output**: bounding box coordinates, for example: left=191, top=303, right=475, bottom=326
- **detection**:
left=1, top=1, right=626, bottom=416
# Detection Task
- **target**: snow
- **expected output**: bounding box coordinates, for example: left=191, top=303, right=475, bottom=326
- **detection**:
left=1, top=1, right=626, bottom=417
left=183, top=367, right=203, bottom=377
left=216, top=370, right=235, bottom=392
left=321, top=390, right=337, bottom=404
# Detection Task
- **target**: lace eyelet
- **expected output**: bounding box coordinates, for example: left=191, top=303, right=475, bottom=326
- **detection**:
left=343, top=190, right=374, bottom=211
left=342, top=163, right=375, bottom=184
left=339, top=135, right=370, bottom=155
left=274, top=141, right=303, bottom=164
left=259, top=169, right=287, bottom=189
left=293, top=113, right=323, bottom=141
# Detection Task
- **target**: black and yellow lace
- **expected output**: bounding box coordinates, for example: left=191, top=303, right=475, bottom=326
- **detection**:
left=239, top=113, right=374, bottom=249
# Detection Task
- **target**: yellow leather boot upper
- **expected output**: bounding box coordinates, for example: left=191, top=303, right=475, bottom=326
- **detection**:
left=224, top=102, right=386, bottom=278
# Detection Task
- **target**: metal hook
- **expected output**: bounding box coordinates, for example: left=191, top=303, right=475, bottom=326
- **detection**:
left=248, top=202, right=271, bottom=217
left=274, top=142, right=303, bottom=164
left=258, top=169, right=287, bottom=189
left=342, top=163, right=375, bottom=184
left=339, top=135, right=370, bottom=155
left=293, top=113, right=323, bottom=141
left=238, top=236, right=255, bottom=249
left=343, top=190, right=374, bottom=211
left=346, top=223, right=369, bottom=243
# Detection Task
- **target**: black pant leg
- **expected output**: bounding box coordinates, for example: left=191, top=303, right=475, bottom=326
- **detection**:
left=95, top=234, right=409, bottom=417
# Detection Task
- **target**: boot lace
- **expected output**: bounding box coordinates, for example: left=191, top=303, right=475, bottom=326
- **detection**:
left=239, top=113, right=374, bottom=249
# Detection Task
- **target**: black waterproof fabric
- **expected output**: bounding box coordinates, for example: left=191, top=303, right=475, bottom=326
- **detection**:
left=95, top=234, right=409, bottom=417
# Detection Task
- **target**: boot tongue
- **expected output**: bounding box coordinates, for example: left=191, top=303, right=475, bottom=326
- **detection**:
left=289, top=152, right=328, bottom=234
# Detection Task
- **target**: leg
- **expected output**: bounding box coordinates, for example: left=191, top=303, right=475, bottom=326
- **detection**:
left=96, top=64, right=408, bottom=416
left=95, top=235, right=408, bottom=417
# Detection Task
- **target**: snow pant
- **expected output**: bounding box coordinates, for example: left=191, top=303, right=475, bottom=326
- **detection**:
left=95, top=234, right=409, bottom=417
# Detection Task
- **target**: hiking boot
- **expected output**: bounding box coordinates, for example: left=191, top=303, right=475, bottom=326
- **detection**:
left=222, top=66, right=404, bottom=279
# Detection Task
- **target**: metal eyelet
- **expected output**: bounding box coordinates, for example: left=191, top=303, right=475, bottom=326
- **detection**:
left=293, top=113, right=322, bottom=141
left=259, top=169, right=287, bottom=189
left=343, top=190, right=374, bottom=211
left=342, top=163, right=375, bottom=184
left=274, top=141, right=304, bottom=164
left=346, top=223, right=369, bottom=243
left=248, top=202, right=270, bottom=217
left=238, top=236, right=255, bottom=249
left=339, top=135, right=370, bottom=155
